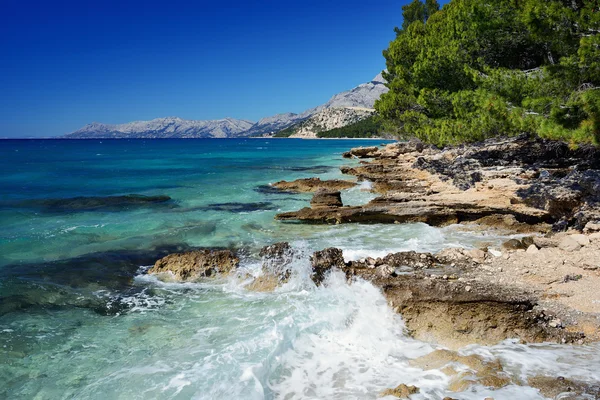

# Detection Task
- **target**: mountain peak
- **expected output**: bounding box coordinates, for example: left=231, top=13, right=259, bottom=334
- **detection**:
left=65, top=71, right=387, bottom=139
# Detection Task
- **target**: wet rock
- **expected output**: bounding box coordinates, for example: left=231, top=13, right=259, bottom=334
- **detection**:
left=379, top=383, right=419, bottom=398
left=410, top=349, right=511, bottom=392
left=503, top=239, right=526, bottom=250
left=346, top=273, right=563, bottom=349
left=254, top=185, right=296, bottom=195
left=246, top=242, right=297, bottom=291
left=558, top=236, right=582, bottom=252
left=528, top=376, right=600, bottom=399
left=272, top=177, right=355, bottom=193
left=310, top=190, right=343, bottom=208
left=342, top=146, right=380, bottom=159
left=149, top=250, right=239, bottom=281
left=310, top=248, right=346, bottom=285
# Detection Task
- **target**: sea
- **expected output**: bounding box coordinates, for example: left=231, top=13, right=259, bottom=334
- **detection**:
left=1, top=138, right=598, bottom=399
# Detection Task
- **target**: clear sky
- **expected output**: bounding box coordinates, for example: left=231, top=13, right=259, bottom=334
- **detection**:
left=0, top=0, right=434, bottom=138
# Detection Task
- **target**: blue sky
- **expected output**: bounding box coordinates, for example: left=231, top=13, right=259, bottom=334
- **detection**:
left=0, top=0, right=435, bottom=138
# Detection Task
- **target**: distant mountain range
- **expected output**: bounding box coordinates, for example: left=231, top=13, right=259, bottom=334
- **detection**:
left=64, top=73, right=388, bottom=139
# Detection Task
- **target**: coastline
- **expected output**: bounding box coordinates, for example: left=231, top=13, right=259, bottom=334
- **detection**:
left=139, top=136, right=600, bottom=397
left=269, top=137, right=600, bottom=349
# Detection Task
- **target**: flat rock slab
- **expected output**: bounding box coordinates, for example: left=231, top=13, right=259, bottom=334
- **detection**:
left=271, top=177, right=355, bottom=193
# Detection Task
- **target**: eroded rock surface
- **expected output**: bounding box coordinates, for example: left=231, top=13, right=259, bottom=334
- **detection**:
left=310, top=190, right=343, bottom=208
left=379, top=383, right=419, bottom=398
left=149, top=250, right=239, bottom=281
left=245, top=242, right=296, bottom=292
left=276, top=135, right=600, bottom=233
left=271, top=177, right=355, bottom=193
left=305, top=233, right=600, bottom=349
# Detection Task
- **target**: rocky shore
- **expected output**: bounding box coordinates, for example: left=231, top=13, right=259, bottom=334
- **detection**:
left=146, top=135, right=600, bottom=399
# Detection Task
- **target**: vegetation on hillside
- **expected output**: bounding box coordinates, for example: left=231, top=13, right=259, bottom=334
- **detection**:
left=375, top=0, right=600, bottom=147
left=316, top=116, right=385, bottom=138
left=273, top=125, right=296, bottom=138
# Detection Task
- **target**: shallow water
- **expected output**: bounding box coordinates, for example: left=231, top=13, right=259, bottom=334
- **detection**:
left=1, top=139, right=597, bottom=399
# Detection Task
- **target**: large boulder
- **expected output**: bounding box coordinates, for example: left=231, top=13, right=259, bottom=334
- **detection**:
left=149, top=250, right=239, bottom=281
left=310, top=248, right=346, bottom=285
left=310, top=190, right=343, bottom=208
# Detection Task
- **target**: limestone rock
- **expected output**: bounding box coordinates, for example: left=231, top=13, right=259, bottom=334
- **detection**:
left=503, top=239, right=526, bottom=250
left=246, top=242, right=296, bottom=291
left=528, top=376, right=600, bottom=399
left=410, top=350, right=510, bottom=393
left=533, top=236, right=559, bottom=248
left=569, top=234, right=590, bottom=246
left=589, top=232, right=600, bottom=241
left=149, top=250, right=239, bottom=281
left=310, top=190, right=343, bottom=208
left=467, top=249, right=486, bottom=263
left=526, top=244, right=540, bottom=254
left=310, top=248, right=346, bottom=285
left=558, top=236, right=582, bottom=252
left=343, top=146, right=380, bottom=159
left=584, top=221, right=600, bottom=232
left=379, top=384, right=419, bottom=398
left=271, top=178, right=355, bottom=193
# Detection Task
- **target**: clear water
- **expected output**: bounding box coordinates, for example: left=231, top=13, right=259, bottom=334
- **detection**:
left=1, top=139, right=598, bottom=399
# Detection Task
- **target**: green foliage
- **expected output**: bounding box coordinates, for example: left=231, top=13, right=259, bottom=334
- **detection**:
left=376, top=0, right=600, bottom=147
left=400, top=0, right=440, bottom=31
left=273, top=125, right=296, bottom=138
left=316, top=116, right=386, bottom=138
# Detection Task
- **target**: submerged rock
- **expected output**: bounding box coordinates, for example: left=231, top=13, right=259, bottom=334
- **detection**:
left=149, top=250, right=239, bottom=281
left=24, top=194, right=172, bottom=212
left=0, top=245, right=190, bottom=316
left=271, top=177, right=355, bottom=193
left=410, top=349, right=511, bottom=392
left=199, top=202, right=276, bottom=213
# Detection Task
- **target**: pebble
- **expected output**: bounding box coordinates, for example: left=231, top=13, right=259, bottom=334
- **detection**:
left=526, top=244, right=539, bottom=254
left=465, top=285, right=472, bottom=292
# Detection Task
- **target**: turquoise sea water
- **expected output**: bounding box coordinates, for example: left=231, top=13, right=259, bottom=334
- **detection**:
left=1, top=139, right=599, bottom=399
